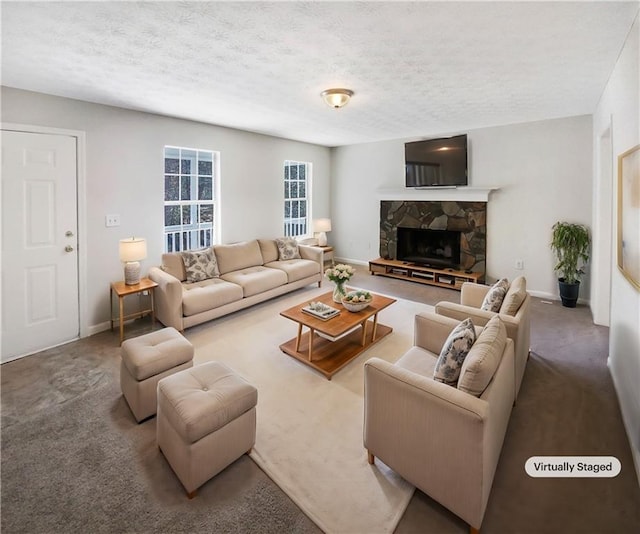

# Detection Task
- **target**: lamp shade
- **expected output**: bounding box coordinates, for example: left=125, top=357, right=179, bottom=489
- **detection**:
left=119, top=238, right=147, bottom=262
left=313, top=219, right=332, bottom=233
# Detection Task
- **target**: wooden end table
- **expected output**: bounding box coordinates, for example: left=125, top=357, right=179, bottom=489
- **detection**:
left=110, top=277, right=158, bottom=345
left=318, top=245, right=334, bottom=267
left=279, top=290, right=396, bottom=379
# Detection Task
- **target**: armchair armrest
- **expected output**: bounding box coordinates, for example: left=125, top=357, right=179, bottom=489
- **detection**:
left=413, top=311, right=477, bottom=353
left=435, top=302, right=521, bottom=340
left=434, top=301, right=495, bottom=328
left=148, top=267, right=184, bottom=331
left=460, top=282, right=490, bottom=308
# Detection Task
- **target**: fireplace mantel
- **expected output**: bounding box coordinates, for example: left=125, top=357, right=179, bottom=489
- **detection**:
left=376, top=187, right=498, bottom=202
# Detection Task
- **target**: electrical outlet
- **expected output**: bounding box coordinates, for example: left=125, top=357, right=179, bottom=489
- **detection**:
left=105, top=214, right=120, bottom=227
left=515, top=259, right=524, bottom=270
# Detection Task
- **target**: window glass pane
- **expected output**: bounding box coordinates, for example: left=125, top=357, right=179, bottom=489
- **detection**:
left=284, top=202, right=291, bottom=218
left=299, top=181, right=306, bottom=198
left=284, top=181, right=290, bottom=198
left=165, top=157, right=179, bottom=174
left=165, top=205, right=180, bottom=226
left=198, top=151, right=213, bottom=176
left=292, top=201, right=299, bottom=218
left=298, top=165, right=305, bottom=180
left=200, top=204, right=213, bottom=223
left=198, top=177, right=212, bottom=200
left=165, top=175, right=179, bottom=201
left=290, top=181, right=298, bottom=198
left=181, top=176, right=192, bottom=200
left=181, top=149, right=196, bottom=174
left=300, top=201, right=307, bottom=218
left=290, top=165, right=298, bottom=180
left=198, top=160, right=212, bottom=176
left=180, top=205, right=190, bottom=225
left=284, top=164, right=290, bottom=180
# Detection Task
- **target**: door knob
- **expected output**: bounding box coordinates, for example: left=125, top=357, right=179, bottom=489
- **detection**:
left=65, top=245, right=74, bottom=252
left=65, top=231, right=74, bottom=237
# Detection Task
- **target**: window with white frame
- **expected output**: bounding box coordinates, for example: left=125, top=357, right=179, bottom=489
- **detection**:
left=163, top=146, right=217, bottom=252
left=284, top=160, right=311, bottom=238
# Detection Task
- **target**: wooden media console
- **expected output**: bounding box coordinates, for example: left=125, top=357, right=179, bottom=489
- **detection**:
left=368, top=258, right=483, bottom=290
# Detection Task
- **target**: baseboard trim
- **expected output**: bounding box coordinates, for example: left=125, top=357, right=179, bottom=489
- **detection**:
left=607, top=357, right=640, bottom=490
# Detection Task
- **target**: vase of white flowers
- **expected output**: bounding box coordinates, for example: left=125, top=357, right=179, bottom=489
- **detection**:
left=325, top=263, right=355, bottom=303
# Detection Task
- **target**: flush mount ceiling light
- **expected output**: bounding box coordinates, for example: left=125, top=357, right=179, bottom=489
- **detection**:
left=321, top=88, right=354, bottom=109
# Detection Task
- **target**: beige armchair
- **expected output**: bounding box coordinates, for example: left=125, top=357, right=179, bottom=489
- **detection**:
left=364, top=312, right=515, bottom=534
left=435, top=277, right=531, bottom=399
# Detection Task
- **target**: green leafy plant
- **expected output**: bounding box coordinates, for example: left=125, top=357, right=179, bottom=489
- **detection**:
left=550, top=222, right=591, bottom=284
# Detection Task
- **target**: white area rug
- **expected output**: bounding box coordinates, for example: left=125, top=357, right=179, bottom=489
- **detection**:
left=185, top=286, right=430, bottom=534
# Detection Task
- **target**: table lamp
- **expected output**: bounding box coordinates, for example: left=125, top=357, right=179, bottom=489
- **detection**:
left=119, top=237, right=147, bottom=285
left=313, top=219, right=332, bottom=246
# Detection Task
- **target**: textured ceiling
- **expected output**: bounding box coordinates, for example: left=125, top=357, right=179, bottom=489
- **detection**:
left=2, top=1, right=639, bottom=147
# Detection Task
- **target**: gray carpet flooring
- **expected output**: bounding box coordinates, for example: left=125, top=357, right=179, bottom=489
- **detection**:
left=2, top=267, right=640, bottom=533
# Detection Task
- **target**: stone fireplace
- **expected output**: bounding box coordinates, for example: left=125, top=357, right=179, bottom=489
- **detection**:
left=380, top=200, right=486, bottom=275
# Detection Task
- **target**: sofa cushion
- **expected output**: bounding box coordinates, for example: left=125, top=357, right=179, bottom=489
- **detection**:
left=265, top=259, right=320, bottom=283
left=481, top=278, right=509, bottom=312
left=258, top=239, right=279, bottom=264
left=433, top=318, right=476, bottom=385
left=182, top=278, right=243, bottom=316
left=221, top=266, right=287, bottom=297
left=214, top=240, right=264, bottom=275
left=180, top=247, right=220, bottom=283
left=162, top=253, right=187, bottom=282
left=457, top=315, right=507, bottom=397
left=275, top=237, right=301, bottom=260
left=500, top=276, right=527, bottom=316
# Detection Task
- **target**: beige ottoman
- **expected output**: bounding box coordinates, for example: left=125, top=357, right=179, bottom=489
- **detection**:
left=157, top=361, right=257, bottom=498
left=120, top=327, right=194, bottom=422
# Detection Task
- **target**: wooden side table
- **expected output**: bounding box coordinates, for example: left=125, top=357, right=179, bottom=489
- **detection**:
left=110, top=277, right=158, bottom=344
left=318, top=245, right=334, bottom=267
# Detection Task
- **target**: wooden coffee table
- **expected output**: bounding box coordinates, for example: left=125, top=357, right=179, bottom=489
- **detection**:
left=279, top=290, right=396, bottom=379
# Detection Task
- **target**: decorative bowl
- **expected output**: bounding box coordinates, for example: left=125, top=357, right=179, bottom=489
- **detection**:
left=342, top=290, right=373, bottom=312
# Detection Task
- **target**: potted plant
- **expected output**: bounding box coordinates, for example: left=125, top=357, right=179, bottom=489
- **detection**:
left=550, top=222, right=591, bottom=307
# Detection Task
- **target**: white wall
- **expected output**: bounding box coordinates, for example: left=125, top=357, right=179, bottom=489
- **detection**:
left=1, top=87, right=331, bottom=332
left=330, top=115, right=593, bottom=300
left=594, top=15, right=640, bottom=485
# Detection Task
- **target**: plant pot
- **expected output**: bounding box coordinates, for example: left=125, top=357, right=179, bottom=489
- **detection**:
left=558, top=278, right=580, bottom=308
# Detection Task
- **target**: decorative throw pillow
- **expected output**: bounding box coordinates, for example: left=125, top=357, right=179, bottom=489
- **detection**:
left=433, top=318, right=477, bottom=385
left=457, top=315, right=507, bottom=397
left=500, top=276, right=527, bottom=316
left=275, top=237, right=301, bottom=260
left=481, top=278, right=509, bottom=312
left=180, top=247, right=220, bottom=283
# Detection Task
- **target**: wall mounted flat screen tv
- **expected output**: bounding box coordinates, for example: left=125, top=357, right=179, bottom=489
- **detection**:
left=405, top=134, right=468, bottom=187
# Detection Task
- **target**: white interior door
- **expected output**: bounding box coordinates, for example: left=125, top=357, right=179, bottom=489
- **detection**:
left=1, top=130, right=79, bottom=361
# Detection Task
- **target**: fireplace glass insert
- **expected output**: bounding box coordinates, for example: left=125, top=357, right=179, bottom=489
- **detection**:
left=396, top=227, right=461, bottom=269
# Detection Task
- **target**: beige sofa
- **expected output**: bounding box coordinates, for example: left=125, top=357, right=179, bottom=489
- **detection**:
left=364, top=312, right=515, bottom=533
left=149, top=239, right=323, bottom=331
left=435, top=277, right=531, bottom=399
